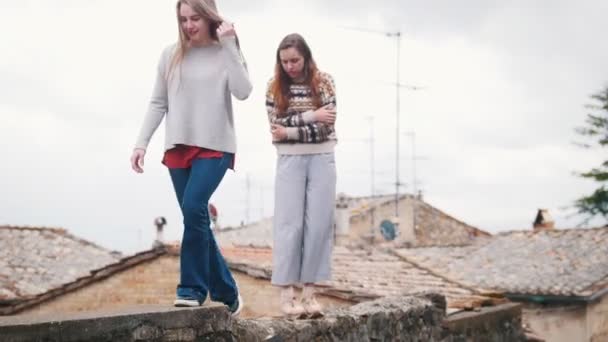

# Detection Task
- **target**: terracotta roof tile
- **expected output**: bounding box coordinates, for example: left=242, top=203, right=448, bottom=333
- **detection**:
left=395, top=227, right=608, bottom=297
left=0, top=245, right=172, bottom=315
left=0, top=226, right=121, bottom=302
left=222, top=245, right=501, bottom=310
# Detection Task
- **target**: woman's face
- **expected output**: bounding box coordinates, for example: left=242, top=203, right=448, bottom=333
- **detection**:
left=279, top=47, right=305, bottom=81
left=179, top=3, right=209, bottom=44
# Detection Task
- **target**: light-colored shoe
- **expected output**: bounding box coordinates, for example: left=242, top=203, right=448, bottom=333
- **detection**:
left=280, top=286, right=305, bottom=318
left=301, top=286, right=323, bottom=317
left=228, top=293, right=243, bottom=317
left=174, top=297, right=201, bottom=307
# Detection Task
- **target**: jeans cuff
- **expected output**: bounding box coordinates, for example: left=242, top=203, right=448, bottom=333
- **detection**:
left=210, top=292, right=237, bottom=305
left=177, top=286, right=207, bottom=301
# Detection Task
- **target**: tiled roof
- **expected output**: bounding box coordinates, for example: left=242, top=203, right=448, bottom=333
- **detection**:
left=221, top=245, right=273, bottom=279
left=394, top=227, right=608, bottom=298
left=0, top=226, right=121, bottom=302
left=0, top=233, right=501, bottom=315
left=412, top=200, right=490, bottom=246
left=215, top=218, right=273, bottom=248
left=0, top=244, right=178, bottom=315
left=221, top=245, right=503, bottom=311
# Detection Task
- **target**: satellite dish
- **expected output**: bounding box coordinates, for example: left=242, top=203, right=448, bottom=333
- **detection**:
left=380, top=219, right=397, bottom=241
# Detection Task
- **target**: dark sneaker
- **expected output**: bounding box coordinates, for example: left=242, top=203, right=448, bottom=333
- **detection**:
left=228, top=294, right=243, bottom=317
left=174, top=297, right=202, bottom=307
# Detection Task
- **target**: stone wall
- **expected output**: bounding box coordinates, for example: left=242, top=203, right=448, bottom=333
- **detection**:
left=348, top=196, right=416, bottom=244
left=413, top=201, right=485, bottom=246
left=523, top=302, right=587, bottom=342
left=442, top=303, right=525, bottom=342
left=588, top=291, right=608, bottom=342
left=0, top=293, right=525, bottom=342
left=236, top=293, right=447, bottom=341
left=16, top=254, right=180, bottom=316
left=347, top=196, right=483, bottom=247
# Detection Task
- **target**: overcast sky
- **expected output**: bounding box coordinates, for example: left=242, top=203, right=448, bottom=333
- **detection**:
left=1, top=0, right=607, bottom=254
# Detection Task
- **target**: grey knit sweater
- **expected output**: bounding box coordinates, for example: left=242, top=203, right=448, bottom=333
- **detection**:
left=135, top=36, right=252, bottom=153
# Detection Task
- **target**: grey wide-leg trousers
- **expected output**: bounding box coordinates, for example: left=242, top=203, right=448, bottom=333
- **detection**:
left=271, top=153, right=337, bottom=286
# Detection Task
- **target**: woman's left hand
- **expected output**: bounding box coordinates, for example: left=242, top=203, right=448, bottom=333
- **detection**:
left=271, top=124, right=287, bottom=141
left=217, top=22, right=236, bottom=39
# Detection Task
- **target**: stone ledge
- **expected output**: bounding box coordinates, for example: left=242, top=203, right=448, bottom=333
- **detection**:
left=0, top=293, right=524, bottom=342
left=442, top=303, right=525, bottom=342
left=0, top=304, right=231, bottom=342
left=235, top=293, right=445, bottom=341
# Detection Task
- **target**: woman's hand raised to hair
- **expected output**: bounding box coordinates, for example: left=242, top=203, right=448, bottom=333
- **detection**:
left=217, top=22, right=236, bottom=39
left=130, top=148, right=146, bottom=173
left=314, top=104, right=336, bottom=124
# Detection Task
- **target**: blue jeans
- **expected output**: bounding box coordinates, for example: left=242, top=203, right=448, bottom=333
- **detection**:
left=168, top=154, right=237, bottom=305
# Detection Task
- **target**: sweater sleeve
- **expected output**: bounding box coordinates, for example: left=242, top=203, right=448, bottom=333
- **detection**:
left=265, top=82, right=316, bottom=127
left=283, top=72, right=337, bottom=143
left=220, top=36, right=252, bottom=100
left=134, top=47, right=170, bottom=150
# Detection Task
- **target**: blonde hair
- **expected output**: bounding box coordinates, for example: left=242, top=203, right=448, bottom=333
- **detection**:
left=167, top=0, right=223, bottom=80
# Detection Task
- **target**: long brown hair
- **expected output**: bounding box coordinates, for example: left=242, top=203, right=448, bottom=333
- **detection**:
left=270, top=33, right=322, bottom=115
left=167, top=0, right=246, bottom=80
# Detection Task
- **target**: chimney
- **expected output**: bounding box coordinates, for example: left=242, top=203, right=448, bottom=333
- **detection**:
left=533, top=209, right=554, bottom=231
left=209, top=203, right=220, bottom=230
left=153, top=216, right=167, bottom=248
left=335, top=193, right=350, bottom=236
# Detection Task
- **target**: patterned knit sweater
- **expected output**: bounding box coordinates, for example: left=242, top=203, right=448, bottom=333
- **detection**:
left=265, top=71, right=337, bottom=155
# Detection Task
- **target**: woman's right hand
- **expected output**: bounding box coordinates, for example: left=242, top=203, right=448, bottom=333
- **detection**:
left=314, top=104, right=336, bottom=124
left=130, top=148, right=146, bottom=173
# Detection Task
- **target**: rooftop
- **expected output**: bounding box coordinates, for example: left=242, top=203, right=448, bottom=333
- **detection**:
left=0, top=226, right=121, bottom=303
left=221, top=245, right=504, bottom=312
left=395, top=227, right=608, bottom=298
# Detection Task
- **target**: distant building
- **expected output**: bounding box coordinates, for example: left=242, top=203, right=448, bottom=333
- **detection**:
left=215, top=193, right=490, bottom=248
left=340, top=193, right=490, bottom=246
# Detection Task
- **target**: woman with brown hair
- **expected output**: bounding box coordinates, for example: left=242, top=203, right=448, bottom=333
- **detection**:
left=266, top=33, right=337, bottom=318
left=130, top=0, right=251, bottom=316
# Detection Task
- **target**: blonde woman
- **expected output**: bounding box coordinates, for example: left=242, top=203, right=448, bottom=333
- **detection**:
left=266, top=33, right=337, bottom=318
left=130, top=0, right=251, bottom=316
